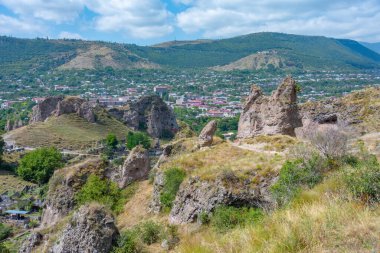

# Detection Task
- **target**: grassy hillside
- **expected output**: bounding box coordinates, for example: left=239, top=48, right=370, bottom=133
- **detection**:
left=3, top=111, right=130, bottom=150
left=132, top=32, right=380, bottom=70
left=361, top=42, right=380, bottom=54
left=1, top=33, right=380, bottom=73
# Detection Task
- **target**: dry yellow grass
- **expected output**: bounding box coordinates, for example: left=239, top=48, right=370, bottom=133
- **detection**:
left=162, top=142, right=284, bottom=179
left=0, top=170, right=35, bottom=194
left=4, top=113, right=130, bottom=150
left=241, top=134, right=299, bottom=152
left=177, top=176, right=380, bottom=253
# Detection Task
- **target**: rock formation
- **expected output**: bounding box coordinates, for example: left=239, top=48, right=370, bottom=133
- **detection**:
left=5, top=119, right=25, bottom=132
left=19, top=232, right=43, bottom=253
left=198, top=120, right=217, bottom=147
left=118, top=146, right=150, bottom=188
left=237, top=76, right=302, bottom=138
left=50, top=204, right=119, bottom=253
left=41, top=159, right=105, bottom=227
left=30, top=96, right=63, bottom=123
left=108, top=95, right=178, bottom=138
left=29, top=96, right=96, bottom=124
left=169, top=172, right=276, bottom=224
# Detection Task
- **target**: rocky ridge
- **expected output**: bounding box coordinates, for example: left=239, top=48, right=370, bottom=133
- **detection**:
left=237, top=76, right=302, bottom=138
left=108, top=95, right=178, bottom=138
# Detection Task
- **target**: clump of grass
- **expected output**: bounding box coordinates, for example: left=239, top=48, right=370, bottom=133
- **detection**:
left=160, top=167, right=186, bottom=211
left=210, top=206, right=263, bottom=233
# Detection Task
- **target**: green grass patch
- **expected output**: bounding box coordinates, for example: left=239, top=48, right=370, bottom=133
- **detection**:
left=160, top=167, right=186, bottom=211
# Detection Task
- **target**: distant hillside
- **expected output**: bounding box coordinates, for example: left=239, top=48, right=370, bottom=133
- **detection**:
left=361, top=42, right=380, bottom=54
left=1, top=33, right=380, bottom=73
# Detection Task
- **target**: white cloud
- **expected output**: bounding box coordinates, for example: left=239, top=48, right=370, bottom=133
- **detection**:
left=0, top=0, right=84, bottom=23
left=0, top=14, right=45, bottom=35
left=176, top=0, right=380, bottom=42
left=58, top=31, right=84, bottom=40
left=87, top=0, right=173, bottom=38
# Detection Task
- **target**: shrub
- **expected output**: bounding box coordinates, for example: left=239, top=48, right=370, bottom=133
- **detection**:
left=0, top=136, right=4, bottom=161
left=160, top=168, right=186, bottom=210
left=136, top=221, right=163, bottom=245
left=0, top=223, right=12, bottom=241
left=271, top=155, right=326, bottom=206
left=17, top=147, right=63, bottom=184
left=76, top=175, right=124, bottom=213
left=302, top=123, right=348, bottom=160
left=199, top=211, right=210, bottom=224
left=112, top=229, right=142, bottom=253
left=210, top=206, right=263, bottom=233
left=0, top=243, right=10, bottom=253
left=106, top=133, right=118, bottom=150
left=344, top=155, right=380, bottom=203
left=126, top=132, right=151, bottom=150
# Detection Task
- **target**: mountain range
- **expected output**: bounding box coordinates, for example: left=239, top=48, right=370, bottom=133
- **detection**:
left=1, top=32, right=380, bottom=73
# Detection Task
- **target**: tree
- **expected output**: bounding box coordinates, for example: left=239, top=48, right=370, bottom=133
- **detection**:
left=17, top=147, right=63, bottom=184
left=0, top=136, right=4, bottom=161
left=106, top=133, right=118, bottom=150
left=126, top=132, right=151, bottom=150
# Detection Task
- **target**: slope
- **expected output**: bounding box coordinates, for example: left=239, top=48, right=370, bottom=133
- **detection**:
left=361, top=42, right=380, bottom=54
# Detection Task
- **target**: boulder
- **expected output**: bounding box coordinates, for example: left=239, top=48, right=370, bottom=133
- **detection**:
left=108, top=95, right=178, bottom=138
left=19, top=232, right=43, bottom=253
left=150, top=170, right=165, bottom=213
left=198, top=120, right=217, bottom=147
left=237, top=76, right=302, bottom=138
left=50, top=204, right=119, bottom=253
left=119, top=146, right=150, bottom=188
left=169, top=172, right=275, bottom=224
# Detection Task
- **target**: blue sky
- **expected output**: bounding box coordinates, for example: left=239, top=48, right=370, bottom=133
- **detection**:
left=0, top=0, right=379, bottom=45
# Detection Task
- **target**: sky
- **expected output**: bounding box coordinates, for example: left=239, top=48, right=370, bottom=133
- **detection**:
left=0, top=0, right=379, bottom=45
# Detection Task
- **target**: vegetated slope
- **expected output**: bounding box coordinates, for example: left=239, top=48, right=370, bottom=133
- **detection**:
left=361, top=42, right=380, bottom=54
left=3, top=110, right=130, bottom=150
left=0, top=37, right=158, bottom=74
left=133, top=32, right=380, bottom=70
left=1, top=33, right=380, bottom=73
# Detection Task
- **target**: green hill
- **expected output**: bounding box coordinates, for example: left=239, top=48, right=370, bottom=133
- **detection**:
left=1, top=32, right=380, bottom=73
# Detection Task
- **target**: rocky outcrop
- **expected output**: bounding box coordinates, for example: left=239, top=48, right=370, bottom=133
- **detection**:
left=30, top=96, right=63, bottom=123
left=118, top=146, right=150, bottom=188
left=198, top=120, right=217, bottom=147
left=169, top=172, right=276, bottom=224
left=237, top=76, right=302, bottom=138
left=50, top=204, right=119, bottom=253
left=19, top=232, right=43, bottom=253
left=108, top=95, right=178, bottom=138
left=150, top=170, right=165, bottom=213
left=5, top=119, right=25, bottom=131
left=41, top=159, right=105, bottom=227
left=29, top=96, right=96, bottom=124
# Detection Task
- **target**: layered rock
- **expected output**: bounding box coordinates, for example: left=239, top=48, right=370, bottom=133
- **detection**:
left=41, top=159, right=105, bottom=227
left=29, top=96, right=96, bottom=124
left=50, top=204, right=119, bottom=253
left=169, top=172, right=276, bottom=224
left=5, top=119, right=25, bottom=131
left=237, top=76, right=302, bottom=138
left=19, top=232, right=43, bottom=253
left=118, top=146, right=150, bottom=188
left=198, top=120, right=217, bottom=147
left=108, top=95, right=178, bottom=138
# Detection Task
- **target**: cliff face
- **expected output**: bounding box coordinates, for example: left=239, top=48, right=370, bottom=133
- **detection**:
left=237, top=77, right=302, bottom=138
left=108, top=95, right=178, bottom=138
left=169, top=173, right=276, bottom=224
left=29, top=96, right=96, bottom=124
left=50, top=204, right=119, bottom=253
left=41, top=159, right=105, bottom=227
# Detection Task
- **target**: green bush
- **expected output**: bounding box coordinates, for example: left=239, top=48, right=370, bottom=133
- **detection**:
left=112, top=229, right=142, bottom=253
left=135, top=221, right=163, bottom=245
left=0, top=243, right=10, bottom=253
left=17, top=147, right=63, bottom=184
left=271, top=155, right=326, bottom=206
left=126, top=132, right=151, bottom=150
left=199, top=211, right=210, bottom=224
left=76, top=175, right=124, bottom=213
left=106, top=133, right=119, bottom=150
left=344, top=155, right=380, bottom=203
left=0, top=223, right=12, bottom=241
left=210, top=206, right=263, bottom=233
left=160, top=168, right=186, bottom=210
